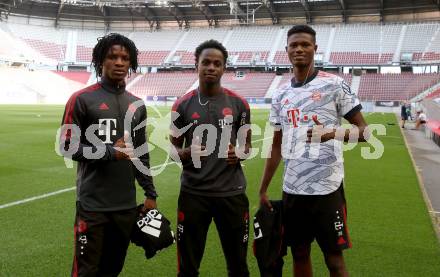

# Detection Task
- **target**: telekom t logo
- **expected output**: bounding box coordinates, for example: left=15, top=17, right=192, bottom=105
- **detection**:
left=287, top=109, right=301, bottom=128
left=287, top=109, right=316, bottom=128
left=98, top=118, right=116, bottom=143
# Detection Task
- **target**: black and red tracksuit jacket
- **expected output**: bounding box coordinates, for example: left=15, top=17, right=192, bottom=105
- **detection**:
left=60, top=77, right=157, bottom=212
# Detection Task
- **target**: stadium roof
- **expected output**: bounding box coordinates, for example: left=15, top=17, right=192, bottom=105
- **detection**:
left=0, top=0, right=439, bottom=28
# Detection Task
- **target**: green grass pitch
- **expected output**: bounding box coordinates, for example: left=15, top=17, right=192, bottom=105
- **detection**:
left=0, top=105, right=439, bottom=276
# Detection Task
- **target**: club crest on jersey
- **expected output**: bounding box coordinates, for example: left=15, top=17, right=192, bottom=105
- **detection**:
left=311, top=91, right=321, bottom=101
left=99, top=102, right=109, bottom=110
left=191, top=112, right=201, bottom=119
left=191, top=112, right=200, bottom=124
left=222, top=107, right=233, bottom=116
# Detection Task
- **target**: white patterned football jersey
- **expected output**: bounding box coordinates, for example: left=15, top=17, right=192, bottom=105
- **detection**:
left=269, top=70, right=361, bottom=195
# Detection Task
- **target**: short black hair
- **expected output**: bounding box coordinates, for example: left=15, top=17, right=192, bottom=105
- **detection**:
left=194, top=39, right=228, bottom=65
left=287, top=25, right=316, bottom=43
left=92, top=33, right=139, bottom=77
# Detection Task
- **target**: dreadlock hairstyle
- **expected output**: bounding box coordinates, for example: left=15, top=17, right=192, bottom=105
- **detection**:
left=92, top=33, right=139, bottom=78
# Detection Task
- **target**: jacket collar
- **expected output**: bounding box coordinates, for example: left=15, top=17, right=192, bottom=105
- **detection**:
left=100, top=77, right=126, bottom=95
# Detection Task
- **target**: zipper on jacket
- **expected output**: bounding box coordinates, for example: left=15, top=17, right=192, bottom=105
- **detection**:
left=115, top=93, right=124, bottom=137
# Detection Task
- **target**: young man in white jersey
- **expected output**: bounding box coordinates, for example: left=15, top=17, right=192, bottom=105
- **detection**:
left=258, top=25, right=369, bottom=277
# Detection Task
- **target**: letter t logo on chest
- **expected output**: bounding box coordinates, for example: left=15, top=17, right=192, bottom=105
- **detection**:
left=98, top=118, right=117, bottom=144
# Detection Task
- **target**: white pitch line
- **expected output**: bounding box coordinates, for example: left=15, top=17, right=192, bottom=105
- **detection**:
left=0, top=161, right=176, bottom=210
left=0, top=136, right=274, bottom=210
left=252, top=136, right=273, bottom=143
left=0, top=187, right=76, bottom=209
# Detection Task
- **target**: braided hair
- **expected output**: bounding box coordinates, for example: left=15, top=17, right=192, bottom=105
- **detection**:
left=92, top=33, right=139, bottom=77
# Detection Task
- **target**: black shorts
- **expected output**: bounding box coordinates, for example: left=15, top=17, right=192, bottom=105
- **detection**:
left=282, top=185, right=351, bottom=253
left=401, top=114, right=408, bottom=120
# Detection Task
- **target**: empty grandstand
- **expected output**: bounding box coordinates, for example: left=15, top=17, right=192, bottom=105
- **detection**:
left=0, top=0, right=439, bottom=108
left=4, top=21, right=440, bottom=66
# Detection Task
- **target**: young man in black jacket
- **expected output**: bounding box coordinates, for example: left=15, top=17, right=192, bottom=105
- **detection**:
left=170, top=40, right=252, bottom=277
left=60, top=33, right=157, bottom=276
